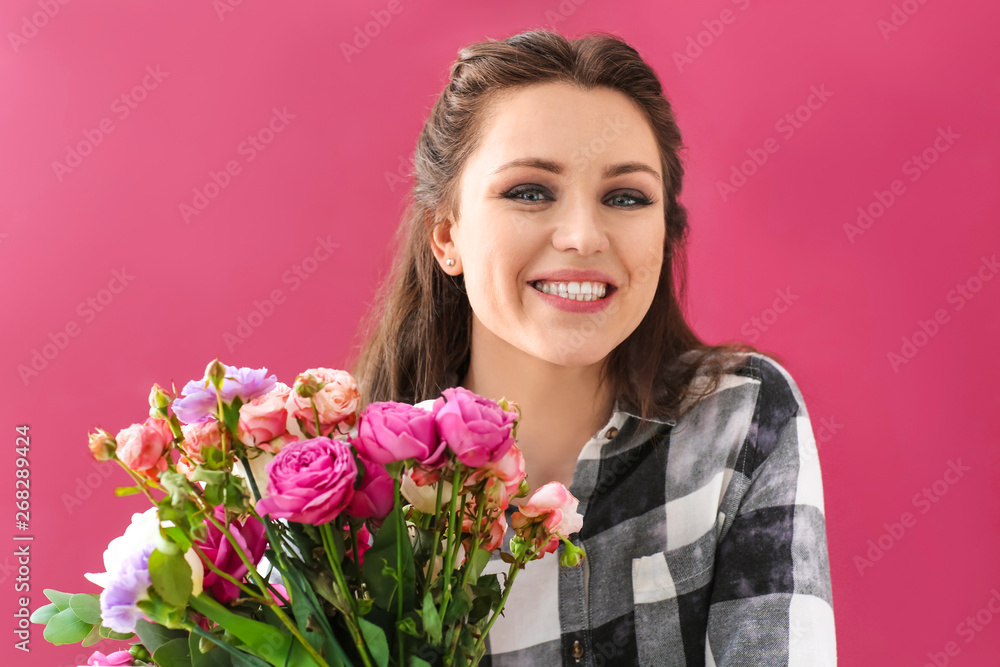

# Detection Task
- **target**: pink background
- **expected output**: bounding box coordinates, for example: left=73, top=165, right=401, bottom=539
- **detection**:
left=2, top=1, right=998, bottom=664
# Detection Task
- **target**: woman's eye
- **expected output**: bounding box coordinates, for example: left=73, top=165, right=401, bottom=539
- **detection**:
left=606, top=191, right=653, bottom=208
left=501, top=185, right=654, bottom=208
left=502, top=185, right=550, bottom=203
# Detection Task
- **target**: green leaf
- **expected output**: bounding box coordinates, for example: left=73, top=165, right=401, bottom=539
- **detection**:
left=81, top=622, right=103, bottom=647
left=98, top=624, right=134, bottom=640
left=134, top=618, right=188, bottom=655
left=222, top=399, right=243, bottom=435
left=407, top=658, right=433, bottom=667
left=189, top=631, right=232, bottom=667
left=115, top=486, right=143, bottom=496
left=149, top=549, right=193, bottom=608
left=42, top=608, right=92, bottom=645
left=187, top=593, right=297, bottom=667
left=152, top=636, right=192, bottom=667
left=442, top=587, right=472, bottom=627
left=69, top=593, right=102, bottom=625
left=466, top=546, right=491, bottom=586
left=421, top=590, right=442, bottom=645
left=43, top=589, right=73, bottom=611
left=29, top=602, right=59, bottom=625
left=190, top=626, right=269, bottom=667
left=362, top=506, right=415, bottom=612
left=396, top=615, right=420, bottom=638
left=358, top=617, right=390, bottom=667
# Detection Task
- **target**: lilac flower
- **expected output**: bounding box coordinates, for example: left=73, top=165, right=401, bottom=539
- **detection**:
left=173, top=364, right=278, bottom=424
left=99, top=543, right=154, bottom=634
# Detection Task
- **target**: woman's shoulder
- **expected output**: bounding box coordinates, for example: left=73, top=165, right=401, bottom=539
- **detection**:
left=673, top=349, right=808, bottom=423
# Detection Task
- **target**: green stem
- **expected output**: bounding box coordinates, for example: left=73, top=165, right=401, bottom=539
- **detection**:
left=203, top=512, right=328, bottom=667
left=474, top=559, right=523, bottom=656
left=460, top=501, right=486, bottom=589
left=438, top=465, right=464, bottom=623
left=425, top=475, right=446, bottom=586
left=190, top=543, right=260, bottom=600
left=320, top=524, right=375, bottom=667
left=393, top=479, right=405, bottom=667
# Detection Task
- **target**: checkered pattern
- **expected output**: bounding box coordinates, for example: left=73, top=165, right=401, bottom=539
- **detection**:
left=480, top=352, right=836, bottom=666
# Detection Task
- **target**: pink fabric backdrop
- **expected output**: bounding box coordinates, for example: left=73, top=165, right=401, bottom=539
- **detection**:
left=2, top=1, right=998, bottom=664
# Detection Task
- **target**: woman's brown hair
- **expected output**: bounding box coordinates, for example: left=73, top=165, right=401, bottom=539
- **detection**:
left=349, top=28, right=780, bottom=427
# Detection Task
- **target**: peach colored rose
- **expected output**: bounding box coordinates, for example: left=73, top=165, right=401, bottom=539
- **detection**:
left=116, top=417, right=173, bottom=478
left=286, top=369, right=360, bottom=438
left=463, top=506, right=507, bottom=552
left=180, top=419, right=223, bottom=465
left=465, top=443, right=526, bottom=510
left=511, top=482, right=583, bottom=554
left=239, top=382, right=291, bottom=448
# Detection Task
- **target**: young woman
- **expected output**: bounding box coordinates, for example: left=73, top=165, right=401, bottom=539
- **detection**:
left=351, top=29, right=836, bottom=666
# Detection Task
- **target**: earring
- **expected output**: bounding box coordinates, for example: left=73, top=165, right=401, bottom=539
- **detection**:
left=445, top=258, right=455, bottom=267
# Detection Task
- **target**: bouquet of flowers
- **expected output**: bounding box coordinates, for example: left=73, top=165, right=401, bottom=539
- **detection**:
left=32, top=360, right=586, bottom=667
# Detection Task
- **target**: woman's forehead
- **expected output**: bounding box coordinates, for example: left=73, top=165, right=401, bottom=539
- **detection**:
left=470, top=83, right=660, bottom=178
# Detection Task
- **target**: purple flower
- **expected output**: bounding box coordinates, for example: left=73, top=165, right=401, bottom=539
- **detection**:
left=174, top=364, right=277, bottom=424
left=100, top=543, right=154, bottom=634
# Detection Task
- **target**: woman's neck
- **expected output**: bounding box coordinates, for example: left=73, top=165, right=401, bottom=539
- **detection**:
left=459, top=318, right=615, bottom=490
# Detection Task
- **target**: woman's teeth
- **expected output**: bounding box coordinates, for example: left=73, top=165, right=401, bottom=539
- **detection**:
left=531, top=280, right=608, bottom=301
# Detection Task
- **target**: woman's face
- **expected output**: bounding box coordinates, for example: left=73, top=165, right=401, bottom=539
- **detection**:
left=434, top=82, right=666, bottom=368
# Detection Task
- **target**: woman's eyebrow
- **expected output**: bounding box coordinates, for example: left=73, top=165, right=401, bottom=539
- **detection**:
left=491, top=157, right=661, bottom=182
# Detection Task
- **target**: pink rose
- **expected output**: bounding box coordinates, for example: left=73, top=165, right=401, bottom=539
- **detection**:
left=195, top=506, right=268, bottom=603
left=116, top=417, right=173, bottom=478
left=286, top=369, right=360, bottom=437
left=351, top=401, right=445, bottom=466
left=345, top=458, right=394, bottom=520
left=239, top=382, right=292, bottom=449
left=433, top=387, right=517, bottom=468
left=254, top=437, right=357, bottom=525
left=511, top=482, right=583, bottom=554
left=180, top=418, right=223, bottom=465
left=87, top=650, right=133, bottom=665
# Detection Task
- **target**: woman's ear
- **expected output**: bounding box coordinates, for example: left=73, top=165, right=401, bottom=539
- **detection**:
left=429, top=216, right=462, bottom=275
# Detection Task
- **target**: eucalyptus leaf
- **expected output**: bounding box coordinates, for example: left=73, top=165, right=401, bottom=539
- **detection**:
left=42, top=608, right=91, bottom=645
left=29, top=602, right=59, bottom=625
left=69, top=593, right=102, bottom=625
left=43, top=589, right=73, bottom=611
left=81, top=622, right=103, bottom=647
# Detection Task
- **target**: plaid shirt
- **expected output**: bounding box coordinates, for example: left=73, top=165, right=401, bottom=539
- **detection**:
left=480, top=352, right=837, bottom=666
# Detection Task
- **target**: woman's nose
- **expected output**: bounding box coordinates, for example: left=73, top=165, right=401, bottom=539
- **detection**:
left=550, top=199, right=610, bottom=256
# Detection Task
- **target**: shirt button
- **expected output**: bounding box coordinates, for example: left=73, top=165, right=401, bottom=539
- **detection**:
left=604, top=426, right=619, bottom=439
left=571, top=640, right=584, bottom=660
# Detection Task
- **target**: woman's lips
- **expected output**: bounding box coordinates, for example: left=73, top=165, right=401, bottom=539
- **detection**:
left=528, top=281, right=617, bottom=313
